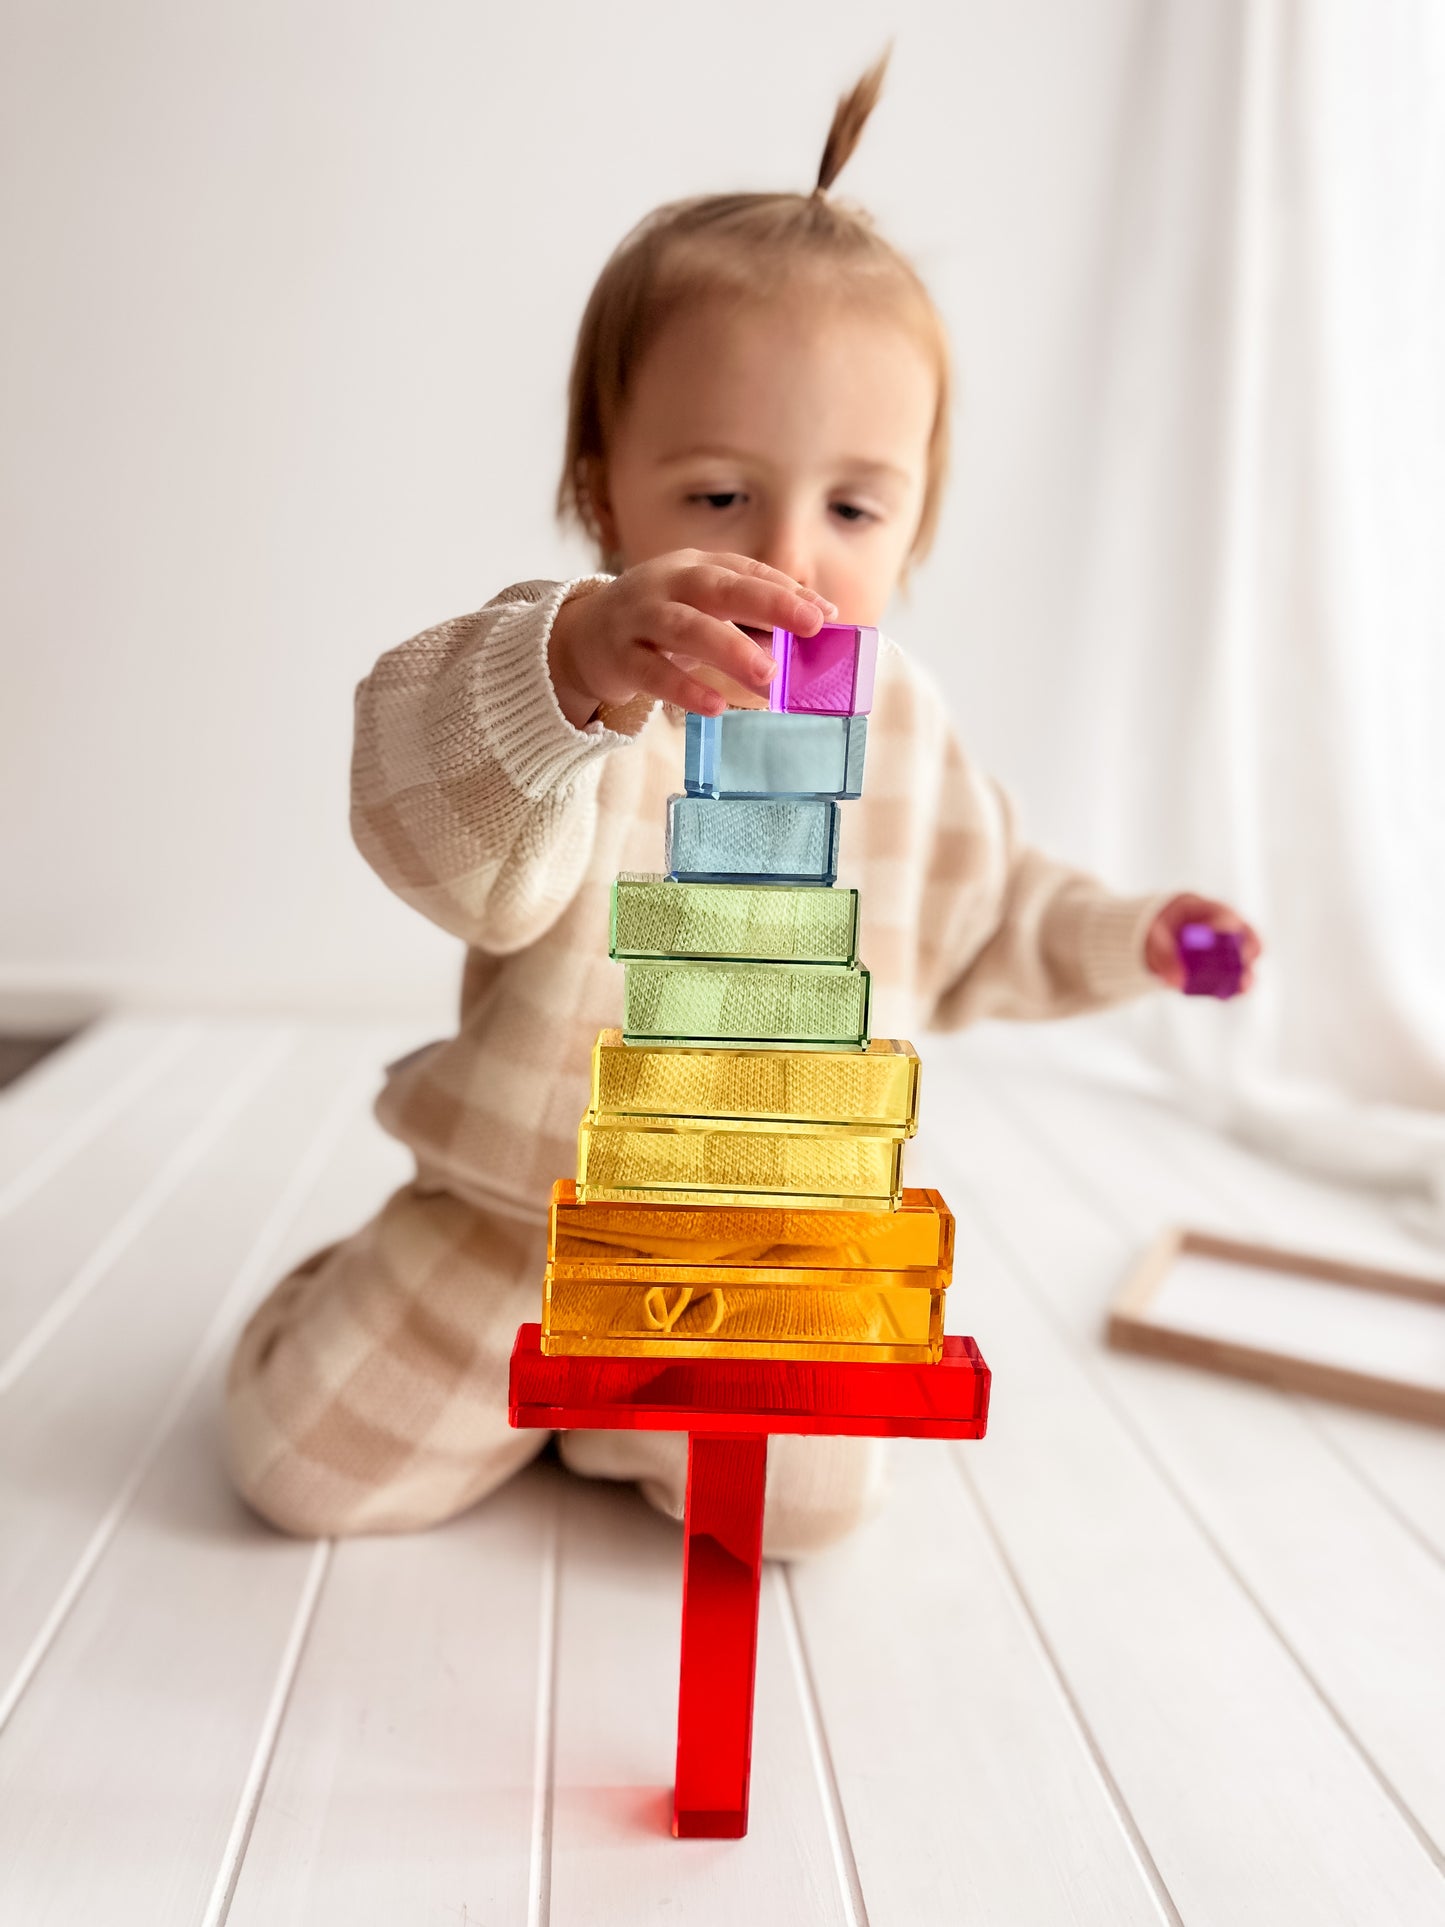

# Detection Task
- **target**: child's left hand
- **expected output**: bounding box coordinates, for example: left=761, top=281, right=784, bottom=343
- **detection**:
left=1144, top=894, right=1262, bottom=993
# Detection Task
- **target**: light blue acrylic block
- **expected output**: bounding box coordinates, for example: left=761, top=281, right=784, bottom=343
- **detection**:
left=684, top=710, right=868, bottom=800
left=666, top=794, right=842, bottom=886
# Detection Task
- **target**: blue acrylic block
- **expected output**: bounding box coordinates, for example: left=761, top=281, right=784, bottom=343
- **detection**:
left=684, top=711, right=868, bottom=800
left=666, top=794, right=842, bottom=886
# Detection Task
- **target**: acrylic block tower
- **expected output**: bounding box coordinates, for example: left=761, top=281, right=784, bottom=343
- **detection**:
left=509, top=622, right=991, bottom=1839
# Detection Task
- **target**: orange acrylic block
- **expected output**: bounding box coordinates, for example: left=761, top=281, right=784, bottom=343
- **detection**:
left=549, top=1180, right=956, bottom=1271
left=576, top=1115, right=904, bottom=1211
left=589, top=1031, right=920, bottom=1133
left=541, top=1270, right=946, bottom=1360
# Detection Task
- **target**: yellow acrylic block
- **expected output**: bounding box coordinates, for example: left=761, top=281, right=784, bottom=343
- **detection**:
left=540, top=1271, right=945, bottom=1362
left=590, top=1031, right=920, bottom=1132
left=575, top=1115, right=903, bottom=1210
left=549, top=1180, right=955, bottom=1270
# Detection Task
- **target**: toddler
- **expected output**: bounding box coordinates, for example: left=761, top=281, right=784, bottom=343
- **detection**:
left=224, top=57, right=1259, bottom=1556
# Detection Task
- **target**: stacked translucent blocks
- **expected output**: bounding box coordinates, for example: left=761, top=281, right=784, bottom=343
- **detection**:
left=543, top=621, right=957, bottom=1363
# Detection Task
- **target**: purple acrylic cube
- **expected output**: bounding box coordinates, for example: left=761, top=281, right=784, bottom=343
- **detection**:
left=1178, top=922, right=1245, bottom=999
left=768, top=624, right=879, bottom=716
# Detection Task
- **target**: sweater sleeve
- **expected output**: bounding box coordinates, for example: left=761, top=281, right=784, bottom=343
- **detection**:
left=917, top=724, right=1173, bottom=1028
left=350, top=574, right=655, bottom=953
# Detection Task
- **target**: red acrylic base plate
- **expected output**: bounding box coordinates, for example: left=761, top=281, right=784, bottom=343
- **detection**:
left=508, top=1322, right=990, bottom=1841
left=509, top=1323, right=990, bottom=1438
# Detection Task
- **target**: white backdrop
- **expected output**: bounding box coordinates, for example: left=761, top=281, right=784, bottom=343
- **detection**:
left=2, top=2, right=1441, bottom=1117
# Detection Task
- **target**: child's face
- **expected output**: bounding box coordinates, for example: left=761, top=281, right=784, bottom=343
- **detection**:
left=594, top=291, right=937, bottom=625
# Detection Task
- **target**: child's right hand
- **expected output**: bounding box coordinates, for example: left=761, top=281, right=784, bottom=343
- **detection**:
left=547, top=550, right=838, bottom=728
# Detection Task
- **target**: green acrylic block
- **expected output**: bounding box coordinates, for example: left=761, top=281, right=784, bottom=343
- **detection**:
left=623, top=959, right=872, bottom=1047
left=610, top=874, right=859, bottom=965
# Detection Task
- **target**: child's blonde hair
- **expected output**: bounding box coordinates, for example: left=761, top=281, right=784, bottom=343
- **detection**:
left=556, top=50, right=952, bottom=579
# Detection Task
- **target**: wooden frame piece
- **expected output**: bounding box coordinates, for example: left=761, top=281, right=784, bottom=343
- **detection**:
left=1108, top=1227, right=1445, bottom=1428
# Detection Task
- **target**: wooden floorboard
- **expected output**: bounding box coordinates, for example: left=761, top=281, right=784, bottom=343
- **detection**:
left=965, top=1060, right=1445, bottom=1870
left=926, top=1043, right=1445, bottom=1921
left=546, top=1469, right=853, bottom=1926
left=0, top=1015, right=194, bottom=1213
left=0, top=1354, right=328, bottom=1927
left=944, top=1197, right=1442, bottom=1923
left=0, top=1032, right=77, bottom=1094
left=228, top=1467, right=558, bottom=1927
left=2, top=1015, right=1442, bottom=1923
left=0, top=1030, right=396, bottom=1719
left=788, top=1438, right=1170, bottom=1926
left=0, top=1022, right=294, bottom=1375
left=1011, top=1055, right=1445, bottom=1563
left=0, top=1027, right=408, bottom=1924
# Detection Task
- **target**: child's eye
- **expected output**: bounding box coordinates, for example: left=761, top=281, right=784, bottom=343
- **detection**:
left=830, top=501, right=875, bottom=525
left=688, top=491, right=746, bottom=511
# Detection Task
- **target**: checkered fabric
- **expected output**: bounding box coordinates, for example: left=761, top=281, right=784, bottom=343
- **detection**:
left=223, top=576, right=1170, bottom=1546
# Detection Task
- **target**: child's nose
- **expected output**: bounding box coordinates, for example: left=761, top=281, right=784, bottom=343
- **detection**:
left=755, top=526, right=815, bottom=594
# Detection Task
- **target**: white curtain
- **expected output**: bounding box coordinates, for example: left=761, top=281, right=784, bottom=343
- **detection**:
left=1144, top=0, right=1445, bottom=1100
left=1146, top=0, right=1445, bottom=1225
left=909, top=0, right=1445, bottom=1230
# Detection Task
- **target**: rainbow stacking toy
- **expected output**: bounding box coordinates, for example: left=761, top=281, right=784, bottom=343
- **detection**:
left=509, top=622, right=991, bottom=1838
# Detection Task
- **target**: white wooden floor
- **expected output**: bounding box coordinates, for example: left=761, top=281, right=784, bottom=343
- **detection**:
left=2, top=1014, right=1444, bottom=1926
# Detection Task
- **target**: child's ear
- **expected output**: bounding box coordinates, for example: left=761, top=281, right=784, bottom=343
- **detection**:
left=583, top=456, right=620, bottom=555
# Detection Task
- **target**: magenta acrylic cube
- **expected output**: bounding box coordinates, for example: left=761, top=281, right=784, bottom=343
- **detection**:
left=768, top=624, right=879, bottom=716
left=1178, top=922, right=1245, bottom=999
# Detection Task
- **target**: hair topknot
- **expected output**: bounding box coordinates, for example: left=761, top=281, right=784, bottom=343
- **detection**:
left=557, top=43, right=952, bottom=577
left=815, top=45, right=892, bottom=196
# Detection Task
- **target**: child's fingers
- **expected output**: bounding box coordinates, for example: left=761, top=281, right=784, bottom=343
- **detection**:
left=700, top=553, right=839, bottom=619
left=674, top=560, right=834, bottom=639
left=1168, top=895, right=1257, bottom=942
left=1144, top=912, right=1186, bottom=985
left=655, top=601, right=778, bottom=691
left=682, top=659, right=772, bottom=710
left=631, top=643, right=728, bottom=715
left=1166, top=893, right=1226, bottom=928
left=1194, top=904, right=1264, bottom=964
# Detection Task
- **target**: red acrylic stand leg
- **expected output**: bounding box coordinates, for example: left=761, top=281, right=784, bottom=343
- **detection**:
left=673, top=1432, right=768, bottom=1838
left=508, top=1325, right=991, bottom=1841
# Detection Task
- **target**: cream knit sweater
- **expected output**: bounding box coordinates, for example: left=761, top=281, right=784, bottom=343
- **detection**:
left=222, top=575, right=1170, bottom=1539
left=356, top=575, right=1166, bottom=1219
